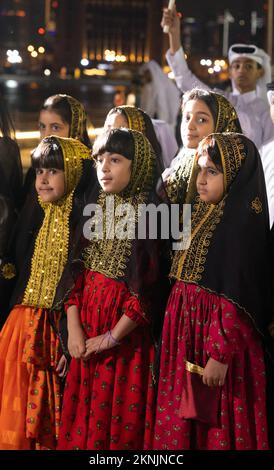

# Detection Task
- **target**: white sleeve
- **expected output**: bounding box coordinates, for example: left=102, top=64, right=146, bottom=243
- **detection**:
left=166, top=47, right=210, bottom=93
left=260, top=141, right=274, bottom=229
left=261, top=111, right=274, bottom=148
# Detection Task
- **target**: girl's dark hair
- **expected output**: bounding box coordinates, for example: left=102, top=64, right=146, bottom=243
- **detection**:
left=182, top=88, right=218, bottom=126
left=93, top=128, right=134, bottom=161
left=40, top=94, right=91, bottom=148
left=198, top=136, right=223, bottom=172
left=31, top=136, right=64, bottom=170
left=41, top=95, right=72, bottom=125
left=0, top=94, right=16, bottom=138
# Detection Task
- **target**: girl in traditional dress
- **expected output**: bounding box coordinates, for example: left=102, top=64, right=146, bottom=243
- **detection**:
left=38, top=94, right=91, bottom=148
left=0, top=136, right=92, bottom=449
left=162, top=88, right=242, bottom=206
left=22, top=94, right=91, bottom=203
left=57, top=128, right=170, bottom=450
left=154, top=133, right=272, bottom=450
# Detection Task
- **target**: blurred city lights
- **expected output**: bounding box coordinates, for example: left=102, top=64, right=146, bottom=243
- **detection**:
left=213, top=65, right=222, bottom=72
left=6, top=80, right=18, bottom=89
left=104, top=49, right=116, bottom=62
left=44, top=69, right=51, bottom=76
left=6, top=50, right=22, bottom=64
left=83, top=68, right=107, bottom=76
left=27, top=45, right=35, bottom=52
left=38, top=47, right=45, bottom=54
left=31, top=51, right=38, bottom=58
left=80, top=58, right=89, bottom=66
left=97, top=63, right=113, bottom=70
left=103, top=49, right=129, bottom=62
left=15, top=127, right=101, bottom=141
left=200, top=57, right=228, bottom=76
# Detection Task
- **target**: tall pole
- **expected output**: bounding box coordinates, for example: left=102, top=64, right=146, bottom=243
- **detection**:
left=222, top=10, right=234, bottom=56
left=267, top=0, right=273, bottom=63
left=45, top=0, right=51, bottom=29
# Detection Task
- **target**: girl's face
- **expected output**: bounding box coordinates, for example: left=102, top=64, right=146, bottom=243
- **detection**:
left=196, top=153, right=224, bottom=204
left=270, top=97, right=274, bottom=124
left=181, top=99, right=215, bottom=149
left=96, top=152, right=132, bottom=193
left=35, top=168, right=65, bottom=203
left=104, top=112, right=128, bottom=130
left=39, top=110, right=70, bottom=140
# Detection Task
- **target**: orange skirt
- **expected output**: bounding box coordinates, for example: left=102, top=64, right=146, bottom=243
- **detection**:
left=0, top=305, right=62, bottom=450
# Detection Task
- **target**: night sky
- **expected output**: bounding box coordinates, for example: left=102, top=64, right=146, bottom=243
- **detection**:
left=174, top=0, right=266, bottom=19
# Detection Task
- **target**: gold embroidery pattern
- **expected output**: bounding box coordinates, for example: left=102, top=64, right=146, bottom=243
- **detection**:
left=185, top=361, right=204, bottom=376
left=58, top=138, right=91, bottom=193
left=215, top=133, right=246, bottom=191
left=84, top=130, right=156, bottom=279
left=22, top=196, right=73, bottom=308
left=251, top=197, right=263, bottom=214
left=128, top=129, right=155, bottom=196
left=1, top=262, right=16, bottom=279
left=118, top=106, right=146, bottom=134
left=214, top=94, right=241, bottom=133
left=83, top=192, right=144, bottom=279
left=65, top=95, right=86, bottom=140
left=22, top=137, right=92, bottom=308
left=165, top=151, right=196, bottom=204
left=171, top=133, right=246, bottom=282
left=171, top=197, right=225, bottom=282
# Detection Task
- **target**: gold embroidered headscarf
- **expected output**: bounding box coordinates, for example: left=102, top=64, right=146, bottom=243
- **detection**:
left=165, top=90, right=242, bottom=204
left=42, top=94, right=87, bottom=141
left=170, top=133, right=246, bottom=282
left=107, top=105, right=163, bottom=171
left=22, top=137, right=92, bottom=308
left=83, top=129, right=156, bottom=279
left=115, top=105, right=146, bottom=133
left=214, top=93, right=242, bottom=133
left=65, top=95, right=86, bottom=140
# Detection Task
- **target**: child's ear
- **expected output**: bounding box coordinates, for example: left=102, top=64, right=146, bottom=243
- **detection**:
left=257, top=67, right=264, bottom=79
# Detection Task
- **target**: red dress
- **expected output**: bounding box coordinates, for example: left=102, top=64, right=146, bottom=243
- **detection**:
left=0, top=306, right=61, bottom=450
left=153, top=281, right=269, bottom=450
left=57, top=270, right=155, bottom=450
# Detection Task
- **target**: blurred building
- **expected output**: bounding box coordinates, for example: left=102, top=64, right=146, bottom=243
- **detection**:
left=52, top=0, right=164, bottom=73
left=0, top=0, right=272, bottom=81
left=0, top=0, right=48, bottom=72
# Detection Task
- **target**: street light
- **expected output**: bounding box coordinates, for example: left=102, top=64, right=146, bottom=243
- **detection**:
left=6, top=50, right=22, bottom=64
left=222, top=10, right=234, bottom=56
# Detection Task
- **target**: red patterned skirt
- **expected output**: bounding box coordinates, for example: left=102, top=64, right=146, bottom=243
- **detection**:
left=153, top=281, right=269, bottom=450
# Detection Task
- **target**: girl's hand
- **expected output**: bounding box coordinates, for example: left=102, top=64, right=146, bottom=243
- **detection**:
left=68, top=325, right=86, bottom=359
left=56, top=354, right=68, bottom=378
left=82, top=331, right=119, bottom=360
left=161, top=5, right=181, bottom=37
left=202, top=357, right=228, bottom=387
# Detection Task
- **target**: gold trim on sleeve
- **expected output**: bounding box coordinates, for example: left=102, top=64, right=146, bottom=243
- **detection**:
left=185, top=360, right=204, bottom=376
